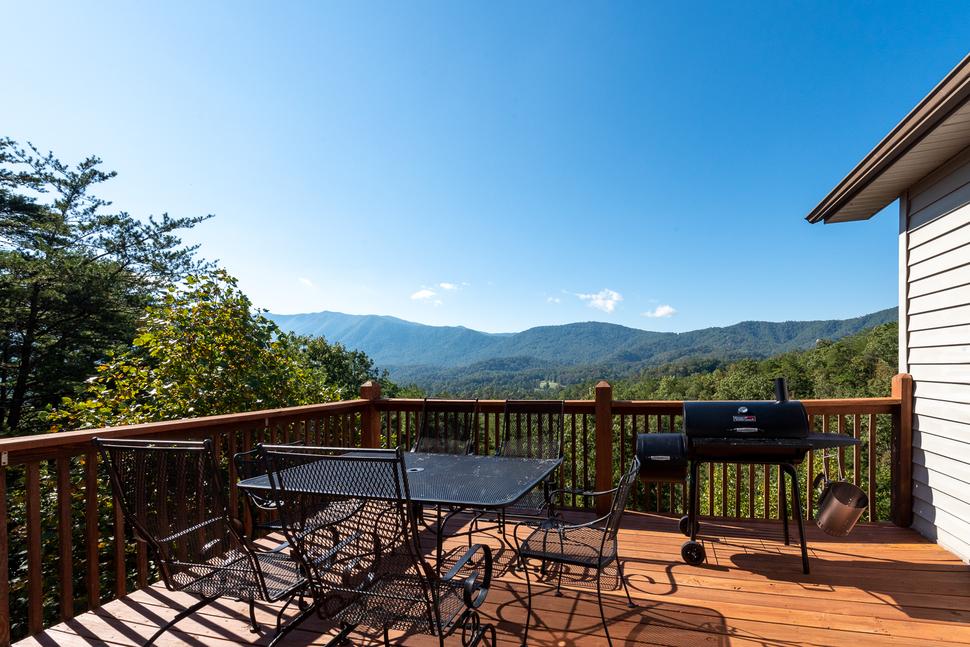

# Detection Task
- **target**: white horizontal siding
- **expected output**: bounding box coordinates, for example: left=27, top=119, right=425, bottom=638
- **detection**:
left=909, top=245, right=970, bottom=282
left=909, top=303, right=970, bottom=330
left=909, top=283, right=970, bottom=314
left=913, top=379, right=970, bottom=404
left=914, top=425, right=970, bottom=458
left=906, top=158, right=970, bottom=562
left=912, top=514, right=970, bottom=564
left=915, top=396, right=970, bottom=424
left=909, top=324, right=970, bottom=347
left=909, top=263, right=970, bottom=298
left=907, top=345, right=970, bottom=364
left=913, top=413, right=970, bottom=443
left=909, top=196, right=970, bottom=247
left=909, top=363, right=970, bottom=383
left=909, top=221, right=970, bottom=265
left=914, top=446, right=970, bottom=485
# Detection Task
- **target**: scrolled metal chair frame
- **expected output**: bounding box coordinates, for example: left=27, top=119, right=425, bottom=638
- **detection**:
left=261, top=444, right=496, bottom=647
left=93, top=437, right=307, bottom=646
left=513, top=457, right=640, bottom=647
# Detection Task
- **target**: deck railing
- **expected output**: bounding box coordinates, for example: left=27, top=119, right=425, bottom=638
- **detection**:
left=0, top=375, right=912, bottom=644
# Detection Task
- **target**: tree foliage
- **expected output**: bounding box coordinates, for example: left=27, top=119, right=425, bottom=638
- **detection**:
left=49, top=271, right=346, bottom=428
left=0, top=138, right=209, bottom=434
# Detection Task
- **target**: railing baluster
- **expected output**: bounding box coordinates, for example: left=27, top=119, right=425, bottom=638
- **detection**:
left=85, top=451, right=100, bottom=610
left=114, top=494, right=126, bottom=599
left=228, top=429, right=238, bottom=518
left=806, top=414, right=815, bottom=520
left=26, top=462, right=42, bottom=635
left=708, top=462, right=714, bottom=517
left=762, top=463, right=769, bottom=518
left=0, top=466, right=9, bottom=647
left=747, top=464, right=754, bottom=519
left=57, top=458, right=73, bottom=621
left=868, top=413, right=877, bottom=522
left=853, top=413, right=861, bottom=487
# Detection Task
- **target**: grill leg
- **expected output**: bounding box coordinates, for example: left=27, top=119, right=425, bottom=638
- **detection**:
left=783, top=463, right=810, bottom=575
left=688, top=460, right=701, bottom=542
left=780, top=467, right=790, bottom=546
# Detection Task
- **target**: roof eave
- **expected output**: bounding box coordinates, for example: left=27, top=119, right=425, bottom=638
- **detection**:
left=806, top=53, right=970, bottom=224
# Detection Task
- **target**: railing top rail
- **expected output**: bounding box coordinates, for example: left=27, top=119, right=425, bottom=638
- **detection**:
left=0, top=399, right=368, bottom=460
left=0, top=394, right=902, bottom=464
left=374, top=398, right=597, bottom=414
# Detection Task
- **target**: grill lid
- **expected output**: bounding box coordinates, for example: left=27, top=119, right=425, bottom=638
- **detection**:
left=683, top=400, right=809, bottom=438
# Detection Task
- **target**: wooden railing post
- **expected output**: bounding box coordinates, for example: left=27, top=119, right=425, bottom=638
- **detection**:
left=594, top=381, right=613, bottom=516
left=891, top=373, right=914, bottom=527
left=360, top=381, right=382, bottom=448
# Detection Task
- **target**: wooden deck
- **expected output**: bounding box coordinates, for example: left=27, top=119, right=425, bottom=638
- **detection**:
left=18, top=513, right=970, bottom=647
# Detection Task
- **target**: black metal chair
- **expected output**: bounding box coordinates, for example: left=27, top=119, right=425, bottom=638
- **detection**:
left=498, top=400, right=565, bottom=519
left=412, top=398, right=479, bottom=455
left=92, top=437, right=307, bottom=646
left=513, top=457, right=640, bottom=647
left=260, top=444, right=496, bottom=647
left=234, top=440, right=304, bottom=533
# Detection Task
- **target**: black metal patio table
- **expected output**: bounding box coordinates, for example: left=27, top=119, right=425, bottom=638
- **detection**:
left=237, top=450, right=562, bottom=566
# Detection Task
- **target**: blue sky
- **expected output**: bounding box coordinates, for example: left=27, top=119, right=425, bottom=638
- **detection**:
left=4, top=2, right=968, bottom=333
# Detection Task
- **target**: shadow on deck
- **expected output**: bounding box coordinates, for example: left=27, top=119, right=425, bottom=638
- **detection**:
left=18, top=513, right=970, bottom=646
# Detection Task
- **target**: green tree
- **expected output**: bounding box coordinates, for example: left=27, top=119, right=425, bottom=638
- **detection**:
left=50, top=271, right=340, bottom=429
left=0, top=138, right=209, bottom=434
left=290, top=334, right=399, bottom=399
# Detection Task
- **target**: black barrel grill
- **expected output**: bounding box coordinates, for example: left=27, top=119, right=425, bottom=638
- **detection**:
left=636, top=378, right=858, bottom=574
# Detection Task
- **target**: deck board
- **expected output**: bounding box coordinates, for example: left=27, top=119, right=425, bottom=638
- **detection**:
left=18, top=513, right=970, bottom=646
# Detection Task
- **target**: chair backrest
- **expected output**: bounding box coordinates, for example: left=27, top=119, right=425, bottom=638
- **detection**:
left=261, top=445, right=439, bottom=632
left=604, top=456, right=641, bottom=539
left=234, top=440, right=304, bottom=512
left=499, top=400, right=564, bottom=460
left=93, top=437, right=242, bottom=592
left=412, top=398, right=479, bottom=455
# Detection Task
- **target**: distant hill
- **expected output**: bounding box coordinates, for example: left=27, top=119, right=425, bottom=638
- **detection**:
left=267, top=308, right=897, bottom=394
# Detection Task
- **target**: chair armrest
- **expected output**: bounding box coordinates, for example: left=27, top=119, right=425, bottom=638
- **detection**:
left=442, top=543, right=492, bottom=609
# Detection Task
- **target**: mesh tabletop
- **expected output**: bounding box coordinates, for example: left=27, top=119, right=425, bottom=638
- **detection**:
left=239, top=451, right=562, bottom=509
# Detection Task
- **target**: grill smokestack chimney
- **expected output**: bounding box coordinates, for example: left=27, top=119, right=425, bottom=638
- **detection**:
left=774, top=377, right=790, bottom=403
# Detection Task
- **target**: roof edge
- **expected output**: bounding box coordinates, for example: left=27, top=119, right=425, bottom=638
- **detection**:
left=806, top=53, right=970, bottom=224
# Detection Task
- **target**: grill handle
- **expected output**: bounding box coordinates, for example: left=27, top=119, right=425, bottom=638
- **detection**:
left=774, top=377, right=790, bottom=403
left=728, top=427, right=763, bottom=434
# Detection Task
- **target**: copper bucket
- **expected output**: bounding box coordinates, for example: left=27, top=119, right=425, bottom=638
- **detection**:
left=813, top=453, right=868, bottom=537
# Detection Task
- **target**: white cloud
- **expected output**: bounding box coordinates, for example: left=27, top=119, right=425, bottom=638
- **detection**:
left=546, top=296, right=561, bottom=304
left=439, top=282, right=458, bottom=291
left=643, top=304, right=677, bottom=318
left=410, top=288, right=436, bottom=300
left=298, top=277, right=314, bottom=288
left=577, top=288, right=623, bottom=313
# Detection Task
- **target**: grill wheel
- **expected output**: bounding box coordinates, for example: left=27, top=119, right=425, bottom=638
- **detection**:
left=678, top=515, right=699, bottom=537
left=681, top=540, right=706, bottom=565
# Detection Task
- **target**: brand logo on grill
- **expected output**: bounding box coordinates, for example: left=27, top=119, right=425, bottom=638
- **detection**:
left=738, top=406, right=748, bottom=414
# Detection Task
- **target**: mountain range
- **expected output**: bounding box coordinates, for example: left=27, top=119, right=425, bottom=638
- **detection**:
left=267, top=308, right=897, bottom=393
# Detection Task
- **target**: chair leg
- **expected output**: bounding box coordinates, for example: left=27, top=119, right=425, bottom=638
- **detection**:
left=595, top=570, right=614, bottom=647
left=520, top=554, right=534, bottom=647
left=248, top=597, right=259, bottom=633
left=617, top=559, right=636, bottom=608
left=268, top=598, right=322, bottom=647
left=144, top=593, right=219, bottom=646
left=555, top=532, right=565, bottom=596
left=383, top=626, right=391, bottom=646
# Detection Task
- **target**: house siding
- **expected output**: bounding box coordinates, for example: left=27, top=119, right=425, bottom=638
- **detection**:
left=904, top=149, right=970, bottom=563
